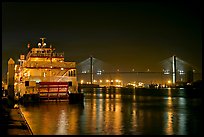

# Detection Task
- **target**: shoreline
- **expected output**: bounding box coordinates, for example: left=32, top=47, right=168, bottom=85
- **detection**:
left=0, top=98, right=33, bottom=135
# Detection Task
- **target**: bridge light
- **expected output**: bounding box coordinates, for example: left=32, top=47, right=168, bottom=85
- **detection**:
left=164, top=70, right=170, bottom=74
left=82, top=71, right=86, bottom=73
left=97, top=70, right=102, bottom=75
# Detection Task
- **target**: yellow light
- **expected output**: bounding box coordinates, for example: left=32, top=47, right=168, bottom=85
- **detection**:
left=106, top=80, right=109, bottom=82
left=99, top=80, right=102, bottom=83
left=81, top=80, right=84, bottom=84
left=15, top=65, right=18, bottom=71
left=167, top=80, right=171, bottom=84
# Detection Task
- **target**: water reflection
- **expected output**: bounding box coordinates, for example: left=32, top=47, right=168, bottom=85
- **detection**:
left=55, top=109, right=67, bottom=135
left=21, top=88, right=203, bottom=135
left=163, top=97, right=174, bottom=135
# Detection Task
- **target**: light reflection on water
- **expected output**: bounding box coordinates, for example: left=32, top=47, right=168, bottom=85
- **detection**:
left=20, top=88, right=203, bottom=135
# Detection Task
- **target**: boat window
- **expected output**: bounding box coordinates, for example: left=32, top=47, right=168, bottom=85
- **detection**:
left=68, top=70, right=75, bottom=77
left=73, top=70, right=76, bottom=77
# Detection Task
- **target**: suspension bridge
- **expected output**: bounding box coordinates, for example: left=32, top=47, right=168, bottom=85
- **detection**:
left=76, top=56, right=201, bottom=87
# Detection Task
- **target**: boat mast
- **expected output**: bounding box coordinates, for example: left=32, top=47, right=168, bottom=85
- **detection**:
left=40, top=37, right=46, bottom=48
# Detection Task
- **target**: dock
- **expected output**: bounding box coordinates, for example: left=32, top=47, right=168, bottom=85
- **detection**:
left=0, top=101, right=33, bottom=135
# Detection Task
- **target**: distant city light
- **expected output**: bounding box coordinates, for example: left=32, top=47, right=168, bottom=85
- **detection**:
left=81, top=80, right=84, bottom=84
left=167, top=80, right=171, bottom=84
left=138, top=82, right=144, bottom=87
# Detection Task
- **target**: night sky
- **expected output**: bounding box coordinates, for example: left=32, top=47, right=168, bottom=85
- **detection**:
left=2, top=1, right=202, bottom=77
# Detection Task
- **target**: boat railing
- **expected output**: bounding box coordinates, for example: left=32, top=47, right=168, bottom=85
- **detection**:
left=28, top=76, right=73, bottom=82
left=23, top=61, right=76, bottom=69
left=26, top=52, right=64, bottom=59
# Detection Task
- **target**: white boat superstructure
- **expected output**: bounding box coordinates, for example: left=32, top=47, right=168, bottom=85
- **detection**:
left=14, top=38, right=78, bottom=99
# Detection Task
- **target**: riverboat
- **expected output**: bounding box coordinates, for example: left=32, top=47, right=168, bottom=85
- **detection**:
left=14, top=38, right=79, bottom=102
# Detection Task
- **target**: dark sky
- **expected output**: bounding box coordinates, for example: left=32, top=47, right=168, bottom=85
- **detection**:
left=2, top=1, right=202, bottom=76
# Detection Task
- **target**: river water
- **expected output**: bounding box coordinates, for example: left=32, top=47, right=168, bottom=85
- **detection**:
left=20, top=87, right=203, bottom=135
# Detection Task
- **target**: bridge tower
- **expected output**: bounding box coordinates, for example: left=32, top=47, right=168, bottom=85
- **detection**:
left=90, top=56, right=93, bottom=84
left=172, top=55, right=176, bottom=85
